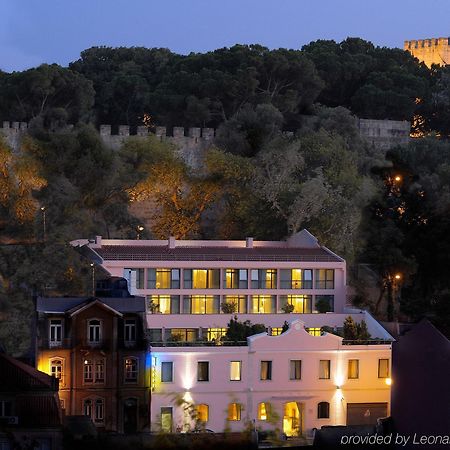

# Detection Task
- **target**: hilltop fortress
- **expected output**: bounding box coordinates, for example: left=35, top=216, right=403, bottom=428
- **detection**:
left=404, top=37, right=450, bottom=67
left=1, top=118, right=410, bottom=167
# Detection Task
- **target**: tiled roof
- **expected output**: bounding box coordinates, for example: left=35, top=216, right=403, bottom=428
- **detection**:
left=96, top=245, right=341, bottom=262
left=16, top=395, right=62, bottom=427
left=36, top=296, right=146, bottom=314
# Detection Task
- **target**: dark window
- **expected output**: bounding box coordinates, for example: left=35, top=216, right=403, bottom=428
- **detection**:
left=260, top=361, right=272, bottom=380
left=124, top=358, right=138, bottom=382
left=315, top=270, right=334, bottom=289
left=49, top=319, right=62, bottom=345
left=197, top=361, right=209, bottom=382
left=161, top=362, right=173, bottom=382
left=251, top=269, right=277, bottom=289
left=124, top=319, right=136, bottom=343
left=315, top=295, right=334, bottom=313
left=0, top=400, right=12, bottom=417
left=318, top=402, right=330, bottom=419
left=319, top=360, right=331, bottom=379
left=88, top=320, right=101, bottom=343
left=290, top=360, right=301, bottom=380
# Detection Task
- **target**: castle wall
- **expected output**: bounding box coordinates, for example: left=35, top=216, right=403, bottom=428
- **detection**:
left=404, top=37, right=450, bottom=67
left=358, top=118, right=410, bottom=151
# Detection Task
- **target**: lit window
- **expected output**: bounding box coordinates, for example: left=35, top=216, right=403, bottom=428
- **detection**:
left=290, top=360, right=301, bottom=380
left=280, top=295, right=312, bottom=313
left=124, top=358, right=138, bottom=382
left=271, top=327, right=282, bottom=336
left=318, top=402, right=330, bottom=419
left=223, top=295, right=247, bottom=313
left=184, top=269, right=220, bottom=289
left=50, top=359, right=63, bottom=380
left=197, top=362, right=209, bottom=382
left=196, top=404, right=209, bottom=423
left=84, top=359, right=93, bottom=383
left=251, top=269, right=277, bottom=289
left=315, top=270, right=334, bottom=289
left=207, top=328, right=227, bottom=341
left=161, top=362, right=173, bottom=382
left=124, top=319, right=136, bottom=343
left=348, top=359, right=359, bottom=379
left=88, top=320, right=101, bottom=344
left=227, top=403, right=241, bottom=421
left=251, top=295, right=276, bottom=313
left=257, top=402, right=269, bottom=420
left=307, top=327, right=321, bottom=336
left=378, top=359, right=390, bottom=378
left=260, top=361, right=272, bottom=381
left=230, top=361, right=241, bottom=381
left=49, top=319, right=62, bottom=346
left=224, top=269, right=248, bottom=289
left=280, top=269, right=313, bottom=289
left=319, top=360, right=330, bottom=379
left=190, top=295, right=220, bottom=314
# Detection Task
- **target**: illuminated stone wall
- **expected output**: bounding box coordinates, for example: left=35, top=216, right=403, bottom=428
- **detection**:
left=404, top=37, right=450, bottom=67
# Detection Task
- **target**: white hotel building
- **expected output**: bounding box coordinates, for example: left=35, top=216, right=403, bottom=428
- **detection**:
left=71, top=230, right=393, bottom=437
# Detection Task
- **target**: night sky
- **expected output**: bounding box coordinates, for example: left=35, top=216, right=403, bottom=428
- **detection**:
left=1, top=0, right=449, bottom=72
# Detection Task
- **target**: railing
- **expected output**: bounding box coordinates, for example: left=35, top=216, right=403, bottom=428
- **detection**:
left=149, top=340, right=248, bottom=347
left=100, top=253, right=339, bottom=262
left=342, top=339, right=393, bottom=345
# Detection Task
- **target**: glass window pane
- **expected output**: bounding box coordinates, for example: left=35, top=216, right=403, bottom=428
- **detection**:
left=161, top=362, right=173, bottom=382
left=319, top=360, right=330, bottom=379
left=290, top=360, right=301, bottom=380
left=230, top=361, right=241, bottom=381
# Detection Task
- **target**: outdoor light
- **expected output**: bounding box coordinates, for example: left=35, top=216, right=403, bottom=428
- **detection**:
left=385, top=378, right=392, bottom=386
left=394, top=175, right=402, bottom=182
left=136, top=225, right=144, bottom=240
left=394, top=274, right=401, bottom=280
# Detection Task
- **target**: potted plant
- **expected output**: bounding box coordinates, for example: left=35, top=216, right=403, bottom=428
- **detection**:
left=221, top=301, right=237, bottom=314
left=281, top=303, right=295, bottom=314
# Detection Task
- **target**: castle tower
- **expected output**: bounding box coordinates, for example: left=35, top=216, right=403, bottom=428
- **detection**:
left=404, top=37, right=450, bottom=68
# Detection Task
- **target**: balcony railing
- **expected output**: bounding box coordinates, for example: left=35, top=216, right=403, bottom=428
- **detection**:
left=149, top=340, right=248, bottom=347
left=342, top=339, right=393, bottom=345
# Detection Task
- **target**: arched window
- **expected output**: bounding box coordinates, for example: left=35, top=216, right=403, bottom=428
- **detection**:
left=83, top=398, right=105, bottom=425
left=88, top=319, right=101, bottom=344
left=317, top=402, right=330, bottom=419
left=84, top=359, right=93, bottom=383
left=83, top=399, right=92, bottom=417
left=50, top=358, right=63, bottom=380
left=124, top=357, right=138, bottom=382
left=95, top=399, right=104, bottom=423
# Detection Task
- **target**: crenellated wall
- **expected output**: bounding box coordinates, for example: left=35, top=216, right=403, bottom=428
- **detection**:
left=404, top=37, right=450, bottom=67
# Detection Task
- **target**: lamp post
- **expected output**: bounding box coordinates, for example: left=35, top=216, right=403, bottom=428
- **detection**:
left=40, top=206, right=46, bottom=241
left=90, top=263, right=95, bottom=297
left=136, top=225, right=144, bottom=240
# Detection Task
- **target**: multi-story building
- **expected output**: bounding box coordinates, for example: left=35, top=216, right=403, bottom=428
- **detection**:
left=36, top=296, right=150, bottom=433
left=71, top=229, right=393, bottom=436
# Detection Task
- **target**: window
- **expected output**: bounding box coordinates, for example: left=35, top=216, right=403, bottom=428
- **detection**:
left=124, top=319, right=136, bottom=343
left=260, top=361, right=272, bottom=380
left=230, top=361, right=241, bottom=381
left=280, top=269, right=313, bottom=289
left=270, top=327, right=282, bottom=336
left=251, top=295, right=276, bottom=313
left=307, top=327, right=321, bottom=336
left=224, top=269, right=248, bottom=289
left=161, top=362, right=173, bottom=382
left=84, top=360, right=93, bottom=382
left=317, top=402, right=330, bottom=419
left=197, top=361, right=209, bottom=382
left=280, top=295, right=312, bottom=313
left=188, top=295, right=220, bottom=314
left=319, top=360, right=331, bottom=379
left=184, top=269, right=220, bottom=289
left=348, top=359, right=359, bottom=379
left=167, top=328, right=197, bottom=342
left=50, top=359, right=63, bottom=380
left=315, top=269, right=334, bottom=289
left=147, top=269, right=180, bottom=289
left=124, top=357, right=138, bottom=382
left=315, top=295, right=334, bottom=313
left=257, top=402, right=269, bottom=420
left=223, top=296, right=247, bottom=313
left=378, top=359, right=390, bottom=378
left=124, top=268, right=144, bottom=289
left=0, top=400, right=12, bottom=417
left=251, top=269, right=277, bottom=289
left=49, top=319, right=62, bottom=346
left=88, top=319, right=101, bottom=344
left=290, top=360, right=302, bottom=380
left=84, top=398, right=105, bottom=424
left=207, top=328, right=227, bottom=342
left=227, top=403, right=241, bottom=421
left=95, top=360, right=105, bottom=382
left=149, top=295, right=181, bottom=314
left=196, top=404, right=209, bottom=423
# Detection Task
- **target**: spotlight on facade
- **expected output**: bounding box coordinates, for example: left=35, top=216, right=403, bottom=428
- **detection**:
left=385, top=378, right=392, bottom=386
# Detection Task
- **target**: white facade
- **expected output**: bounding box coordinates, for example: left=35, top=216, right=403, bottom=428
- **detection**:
left=71, top=230, right=393, bottom=436
left=150, top=319, right=391, bottom=435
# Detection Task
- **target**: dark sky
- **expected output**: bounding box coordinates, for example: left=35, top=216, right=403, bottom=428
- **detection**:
left=1, top=0, right=449, bottom=72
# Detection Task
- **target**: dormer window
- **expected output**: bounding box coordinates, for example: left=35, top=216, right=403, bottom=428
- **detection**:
left=49, top=319, right=62, bottom=347
left=88, top=319, right=101, bottom=344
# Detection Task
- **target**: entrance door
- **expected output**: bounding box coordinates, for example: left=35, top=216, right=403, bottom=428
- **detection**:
left=283, top=402, right=301, bottom=437
left=346, top=403, right=388, bottom=426
left=161, top=407, right=173, bottom=433
left=124, top=398, right=138, bottom=434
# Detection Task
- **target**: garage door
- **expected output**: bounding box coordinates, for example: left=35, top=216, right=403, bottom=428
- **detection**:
left=346, top=403, right=388, bottom=425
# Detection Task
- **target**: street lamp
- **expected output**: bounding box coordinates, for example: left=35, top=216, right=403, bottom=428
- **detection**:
left=90, top=263, right=95, bottom=297
left=394, top=175, right=402, bottom=183
left=40, top=206, right=46, bottom=241
left=136, top=225, right=144, bottom=240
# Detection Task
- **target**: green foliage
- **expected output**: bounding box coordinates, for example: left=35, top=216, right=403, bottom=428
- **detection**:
left=225, top=317, right=266, bottom=343
left=343, top=316, right=371, bottom=342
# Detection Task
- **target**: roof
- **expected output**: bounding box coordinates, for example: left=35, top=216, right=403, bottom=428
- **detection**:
left=36, top=296, right=146, bottom=314
left=0, top=353, right=57, bottom=391
left=95, top=245, right=341, bottom=262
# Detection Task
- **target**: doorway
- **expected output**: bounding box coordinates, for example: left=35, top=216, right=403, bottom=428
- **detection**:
left=283, top=401, right=301, bottom=437
left=124, top=398, right=138, bottom=434
left=161, top=407, right=173, bottom=433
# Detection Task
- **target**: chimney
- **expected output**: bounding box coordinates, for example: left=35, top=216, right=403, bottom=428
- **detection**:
left=168, top=236, right=176, bottom=249
left=246, top=237, right=254, bottom=248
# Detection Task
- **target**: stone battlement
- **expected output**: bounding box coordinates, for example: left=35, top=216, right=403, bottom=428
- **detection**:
left=404, top=37, right=450, bottom=67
